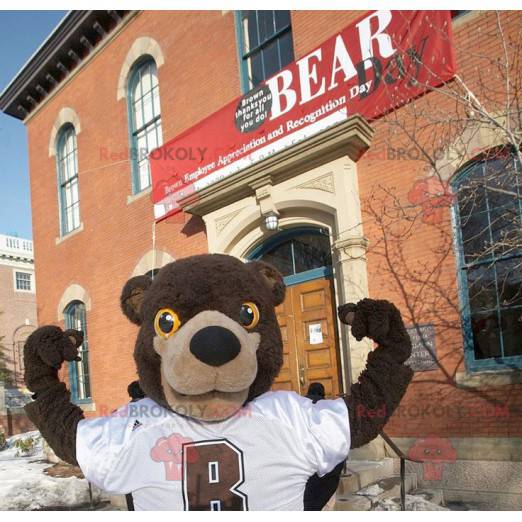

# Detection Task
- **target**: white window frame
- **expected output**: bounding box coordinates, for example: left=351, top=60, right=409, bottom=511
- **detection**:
left=13, top=270, right=35, bottom=293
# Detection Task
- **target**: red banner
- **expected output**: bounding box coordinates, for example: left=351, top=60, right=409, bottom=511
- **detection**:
left=150, top=10, right=456, bottom=221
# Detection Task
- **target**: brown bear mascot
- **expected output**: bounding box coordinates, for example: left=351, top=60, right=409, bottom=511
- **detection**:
left=24, top=254, right=412, bottom=510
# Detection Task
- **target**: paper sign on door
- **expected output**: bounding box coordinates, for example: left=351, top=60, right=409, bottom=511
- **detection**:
left=309, top=323, right=323, bottom=345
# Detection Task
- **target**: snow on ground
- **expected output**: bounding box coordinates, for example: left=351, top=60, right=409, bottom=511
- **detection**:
left=374, top=494, right=449, bottom=511
left=0, top=431, right=101, bottom=510
left=356, top=483, right=384, bottom=497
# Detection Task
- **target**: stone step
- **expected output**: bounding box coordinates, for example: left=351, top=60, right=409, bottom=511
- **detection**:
left=337, top=458, right=395, bottom=495
left=335, top=459, right=416, bottom=511
left=339, top=483, right=446, bottom=511
left=369, top=485, right=446, bottom=511
left=411, top=488, right=444, bottom=506
left=334, top=494, right=372, bottom=511
left=374, top=493, right=448, bottom=511
left=372, top=472, right=418, bottom=500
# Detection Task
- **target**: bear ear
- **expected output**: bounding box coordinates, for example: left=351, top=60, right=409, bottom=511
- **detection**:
left=247, top=261, right=286, bottom=306
left=120, top=275, right=153, bottom=325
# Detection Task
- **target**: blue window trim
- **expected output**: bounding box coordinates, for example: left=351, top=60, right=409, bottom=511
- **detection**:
left=64, top=301, right=92, bottom=404
left=282, top=266, right=333, bottom=286
left=234, top=12, right=250, bottom=94
left=55, top=124, right=80, bottom=237
left=451, top=153, right=522, bottom=372
left=247, top=226, right=332, bottom=287
left=234, top=10, right=293, bottom=94
left=126, top=55, right=161, bottom=195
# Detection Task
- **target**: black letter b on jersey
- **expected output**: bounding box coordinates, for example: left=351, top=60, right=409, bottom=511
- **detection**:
left=182, top=439, right=248, bottom=511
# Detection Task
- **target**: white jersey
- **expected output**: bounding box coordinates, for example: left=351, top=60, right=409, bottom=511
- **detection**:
left=76, top=391, right=350, bottom=510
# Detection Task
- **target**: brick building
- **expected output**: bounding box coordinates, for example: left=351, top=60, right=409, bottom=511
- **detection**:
left=0, top=10, right=520, bottom=506
left=0, top=234, right=36, bottom=435
left=0, top=234, right=36, bottom=390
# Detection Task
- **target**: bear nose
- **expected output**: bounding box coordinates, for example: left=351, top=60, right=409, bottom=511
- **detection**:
left=189, top=326, right=241, bottom=367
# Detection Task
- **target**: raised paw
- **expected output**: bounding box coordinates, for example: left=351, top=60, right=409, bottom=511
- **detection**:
left=338, top=298, right=408, bottom=346
left=26, top=325, right=83, bottom=370
left=338, top=303, right=357, bottom=326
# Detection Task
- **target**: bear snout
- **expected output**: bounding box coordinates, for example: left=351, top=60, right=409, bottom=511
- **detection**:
left=189, top=326, right=241, bottom=367
left=154, top=310, right=260, bottom=396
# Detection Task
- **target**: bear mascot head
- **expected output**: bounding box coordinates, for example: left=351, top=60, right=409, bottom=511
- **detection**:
left=120, top=254, right=286, bottom=421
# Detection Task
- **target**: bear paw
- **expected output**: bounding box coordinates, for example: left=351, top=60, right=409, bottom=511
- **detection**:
left=26, top=325, right=83, bottom=370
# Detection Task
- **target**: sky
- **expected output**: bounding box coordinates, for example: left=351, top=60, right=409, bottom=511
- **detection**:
left=0, top=11, right=67, bottom=240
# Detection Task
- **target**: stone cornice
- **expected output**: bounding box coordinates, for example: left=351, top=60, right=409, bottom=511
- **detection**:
left=180, top=115, right=374, bottom=216
left=0, top=254, right=34, bottom=264
left=0, top=10, right=134, bottom=120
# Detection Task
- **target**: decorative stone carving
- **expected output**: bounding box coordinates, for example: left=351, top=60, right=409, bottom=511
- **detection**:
left=253, top=185, right=278, bottom=217
left=333, top=236, right=369, bottom=260
left=255, top=185, right=272, bottom=202
left=215, top=209, right=243, bottom=235
left=295, top=173, right=335, bottom=193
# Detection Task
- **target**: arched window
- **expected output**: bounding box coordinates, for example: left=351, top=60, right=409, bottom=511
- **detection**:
left=127, top=57, right=163, bottom=194
left=248, top=227, right=332, bottom=286
left=64, top=301, right=91, bottom=402
left=452, top=148, right=522, bottom=371
left=12, top=325, right=36, bottom=389
left=56, top=124, right=80, bottom=235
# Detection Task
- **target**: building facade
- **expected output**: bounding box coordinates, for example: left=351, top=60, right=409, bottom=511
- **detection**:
left=0, top=234, right=36, bottom=390
left=0, top=10, right=521, bottom=503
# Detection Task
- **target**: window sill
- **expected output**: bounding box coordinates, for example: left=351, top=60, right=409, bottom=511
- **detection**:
left=55, top=222, right=84, bottom=245
left=452, top=11, right=482, bottom=29
left=456, top=369, right=522, bottom=388
left=127, top=186, right=152, bottom=205
left=76, top=401, right=96, bottom=412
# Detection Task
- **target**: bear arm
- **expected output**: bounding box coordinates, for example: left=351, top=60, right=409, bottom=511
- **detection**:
left=23, top=326, right=85, bottom=466
left=24, top=382, right=84, bottom=465
left=344, top=346, right=413, bottom=449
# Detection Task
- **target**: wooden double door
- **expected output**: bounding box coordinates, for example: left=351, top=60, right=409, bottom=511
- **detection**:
left=272, top=277, right=342, bottom=397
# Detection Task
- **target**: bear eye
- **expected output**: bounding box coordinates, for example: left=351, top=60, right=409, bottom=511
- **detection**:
left=239, top=302, right=259, bottom=329
left=154, top=308, right=181, bottom=339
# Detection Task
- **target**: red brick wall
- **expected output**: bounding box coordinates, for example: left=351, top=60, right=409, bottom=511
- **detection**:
left=0, top=262, right=36, bottom=387
left=356, top=10, right=522, bottom=439
left=25, top=10, right=522, bottom=437
left=0, top=411, right=35, bottom=437
left=26, top=11, right=238, bottom=411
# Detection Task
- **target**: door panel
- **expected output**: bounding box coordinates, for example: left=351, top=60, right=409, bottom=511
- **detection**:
left=273, top=278, right=341, bottom=397
left=272, top=294, right=300, bottom=392
left=293, top=279, right=341, bottom=397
